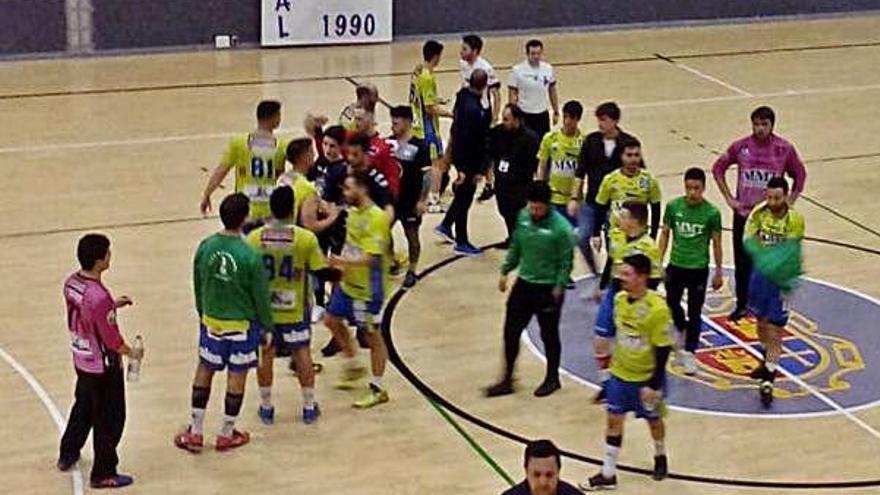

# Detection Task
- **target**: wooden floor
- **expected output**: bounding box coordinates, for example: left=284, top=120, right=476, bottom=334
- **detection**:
left=2, top=14, right=880, bottom=494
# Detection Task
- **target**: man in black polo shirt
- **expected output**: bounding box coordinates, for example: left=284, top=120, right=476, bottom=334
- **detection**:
left=567, top=102, right=637, bottom=275
left=501, top=440, right=581, bottom=495
left=489, top=103, right=541, bottom=246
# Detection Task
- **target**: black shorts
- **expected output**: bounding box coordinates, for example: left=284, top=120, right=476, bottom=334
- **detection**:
left=394, top=204, right=422, bottom=227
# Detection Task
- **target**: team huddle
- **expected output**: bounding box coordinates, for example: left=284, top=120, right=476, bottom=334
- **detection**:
left=56, top=34, right=808, bottom=492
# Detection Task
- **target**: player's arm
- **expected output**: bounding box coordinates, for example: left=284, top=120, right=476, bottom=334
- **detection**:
left=536, top=134, right=551, bottom=180
left=555, top=224, right=576, bottom=291
left=250, top=255, right=274, bottom=333
left=500, top=219, right=523, bottom=275
left=200, top=164, right=233, bottom=215
left=647, top=307, right=674, bottom=390
left=592, top=178, right=612, bottom=238
left=192, top=245, right=204, bottom=316
left=508, top=86, right=519, bottom=106
left=89, top=292, right=141, bottom=359
left=421, top=76, right=452, bottom=119
left=710, top=210, right=724, bottom=289
left=786, top=147, right=807, bottom=204
left=300, top=195, right=338, bottom=233
left=489, top=84, right=501, bottom=123
left=712, top=144, right=740, bottom=210
left=650, top=202, right=661, bottom=239
left=658, top=225, right=671, bottom=262
left=548, top=82, right=559, bottom=125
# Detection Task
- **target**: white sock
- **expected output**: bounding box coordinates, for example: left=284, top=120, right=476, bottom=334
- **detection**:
left=221, top=415, right=236, bottom=437
left=302, top=387, right=316, bottom=409
left=654, top=440, right=666, bottom=456
left=766, top=361, right=777, bottom=373
left=602, top=443, right=620, bottom=479
left=260, top=386, right=272, bottom=408
left=370, top=375, right=384, bottom=389
left=191, top=408, right=206, bottom=435
left=599, top=368, right=610, bottom=383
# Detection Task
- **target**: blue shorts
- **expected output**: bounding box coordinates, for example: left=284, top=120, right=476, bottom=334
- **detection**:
left=327, top=286, right=380, bottom=333
left=595, top=284, right=619, bottom=337
left=273, top=323, right=311, bottom=354
left=606, top=375, right=661, bottom=420
left=198, top=323, right=260, bottom=372
left=552, top=203, right=577, bottom=227
left=423, top=120, right=444, bottom=161
left=748, top=270, right=789, bottom=326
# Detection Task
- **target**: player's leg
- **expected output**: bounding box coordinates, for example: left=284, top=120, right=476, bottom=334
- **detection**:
left=58, top=371, right=93, bottom=470
left=581, top=405, right=625, bottom=489
left=683, top=268, right=710, bottom=373
left=426, top=135, right=447, bottom=213
left=256, top=334, right=277, bottom=425
left=592, top=287, right=617, bottom=403
left=326, top=286, right=366, bottom=389
left=486, top=280, right=536, bottom=397
left=290, top=322, right=320, bottom=423
left=450, top=174, right=480, bottom=254
left=354, top=318, right=390, bottom=409
left=731, top=213, right=751, bottom=319
left=215, top=326, right=259, bottom=450
left=175, top=325, right=221, bottom=452
left=647, top=419, right=668, bottom=481
left=534, top=287, right=563, bottom=397
left=577, top=202, right=598, bottom=276
left=402, top=219, right=422, bottom=288
left=89, top=364, right=129, bottom=488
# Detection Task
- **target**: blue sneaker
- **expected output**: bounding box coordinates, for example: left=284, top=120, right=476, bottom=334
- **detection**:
left=454, top=243, right=482, bottom=257
left=90, top=474, right=134, bottom=489
left=433, top=225, right=454, bottom=244
left=258, top=404, right=275, bottom=425
left=303, top=404, right=321, bottom=425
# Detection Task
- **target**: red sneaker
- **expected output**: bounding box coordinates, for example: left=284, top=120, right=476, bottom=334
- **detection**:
left=215, top=429, right=250, bottom=451
left=173, top=427, right=204, bottom=453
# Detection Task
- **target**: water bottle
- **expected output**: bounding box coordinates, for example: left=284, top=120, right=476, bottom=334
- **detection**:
left=127, top=335, right=144, bottom=383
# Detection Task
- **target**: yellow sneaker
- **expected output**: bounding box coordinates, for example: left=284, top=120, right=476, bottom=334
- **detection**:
left=353, top=384, right=390, bottom=409
left=335, top=364, right=366, bottom=390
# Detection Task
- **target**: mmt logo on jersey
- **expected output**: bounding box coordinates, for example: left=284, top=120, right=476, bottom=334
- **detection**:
left=674, top=220, right=705, bottom=238
left=527, top=269, right=880, bottom=417
left=741, top=168, right=775, bottom=187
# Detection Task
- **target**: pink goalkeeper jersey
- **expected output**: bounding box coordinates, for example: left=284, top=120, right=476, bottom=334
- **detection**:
left=64, top=273, right=123, bottom=374
left=712, top=134, right=807, bottom=217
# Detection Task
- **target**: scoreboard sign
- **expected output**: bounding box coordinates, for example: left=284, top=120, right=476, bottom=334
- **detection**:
left=261, top=0, right=393, bottom=46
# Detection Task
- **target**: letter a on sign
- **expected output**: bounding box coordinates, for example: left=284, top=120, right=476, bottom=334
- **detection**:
left=275, top=0, right=291, bottom=10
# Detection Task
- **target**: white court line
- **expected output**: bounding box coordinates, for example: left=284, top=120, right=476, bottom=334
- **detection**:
left=0, top=346, right=84, bottom=495
left=702, top=317, right=880, bottom=440
left=2, top=82, right=880, bottom=155
left=662, top=58, right=754, bottom=96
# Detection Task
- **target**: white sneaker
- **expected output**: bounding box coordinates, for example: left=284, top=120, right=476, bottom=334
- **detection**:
left=311, top=306, right=326, bottom=324
left=683, top=351, right=698, bottom=375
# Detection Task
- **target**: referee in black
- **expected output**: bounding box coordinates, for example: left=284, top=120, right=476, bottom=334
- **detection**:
left=489, top=104, right=541, bottom=246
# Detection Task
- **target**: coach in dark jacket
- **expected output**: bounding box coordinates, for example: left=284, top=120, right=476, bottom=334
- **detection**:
left=437, top=69, right=491, bottom=255
left=489, top=103, right=540, bottom=246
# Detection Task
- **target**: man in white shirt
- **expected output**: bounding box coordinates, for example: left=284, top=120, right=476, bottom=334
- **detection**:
left=459, top=34, right=501, bottom=202
left=508, top=39, right=559, bottom=140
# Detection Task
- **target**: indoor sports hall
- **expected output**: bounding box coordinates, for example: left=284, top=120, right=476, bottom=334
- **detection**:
left=1, top=3, right=880, bottom=494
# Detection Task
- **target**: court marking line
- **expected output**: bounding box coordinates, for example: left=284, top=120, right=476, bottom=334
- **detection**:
left=800, top=193, right=880, bottom=240
left=384, top=245, right=880, bottom=489
left=0, top=346, right=84, bottom=495
left=2, top=39, right=879, bottom=101
left=654, top=53, right=754, bottom=96
left=5, top=80, right=880, bottom=156
left=520, top=272, right=880, bottom=420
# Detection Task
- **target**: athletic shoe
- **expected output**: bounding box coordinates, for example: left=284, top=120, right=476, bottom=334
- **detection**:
left=477, top=184, right=495, bottom=202
left=353, top=383, right=390, bottom=409
left=402, top=271, right=418, bottom=290
left=215, top=429, right=250, bottom=452
left=389, top=261, right=404, bottom=277
left=90, top=474, right=134, bottom=489
left=258, top=404, right=274, bottom=425
left=682, top=351, right=698, bottom=376
left=453, top=243, right=482, bottom=257
left=728, top=306, right=748, bottom=322
left=749, top=364, right=768, bottom=380
left=173, top=427, right=204, bottom=453
left=653, top=454, right=668, bottom=481
left=592, top=385, right=608, bottom=405
left=533, top=379, right=561, bottom=397
left=484, top=380, right=514, bottom=397
left=579, top=473, right=617, bottom=491
left=303, top=404, right=321, bottom=425
left=760, top=380, right=774, bottom=408
left=57, top=455, right=79, bottom=472
left=427, top=199, right=444, bottom=214
left=321, top=338, right=340, bottom=357
left=433, top=225, right=454, bottom=243
left=335, top=364, right=367, bottom=390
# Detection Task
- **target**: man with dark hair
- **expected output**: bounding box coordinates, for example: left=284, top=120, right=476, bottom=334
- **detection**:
left=201, top=100, right=287, bottom=233
left=278, top=137, right=340, bottom=235
left=713, top=106, right=806, bottom=321
left=247, top=186, right=330, bottom=425
left=743, top=176, right=805, bottom=407
left=412, top=40, right=452, bottom=213
left=489, top=103, right=541, bottom=245
left=58, top=234, right=142, bottom=489
left=349, top=107, right=401, bottom=199
left=347, top=134, right=394, bottom=218
left=659, top=167, right=723, bottom=374
left=326, top=172, right=392, bottom=409
left=508, top=39, right=559, bottom=139
left=460, top=34, right=500, bottom=123
left=569, top=102, right=637, bottom=275
left=435, top=69, right=492, bottom=256
left=486, top=181, right=574, bottom=398
left=502, top=439, right=581, bottom=495
left=592, top=138, right=661, bottom=243
left=387, top=105, right=430, bottom=289
left=175, top=193, right=273, bottom=453
left=581, top=253, right=673, bottom=491
left=536, top=100, right=583, bottom=226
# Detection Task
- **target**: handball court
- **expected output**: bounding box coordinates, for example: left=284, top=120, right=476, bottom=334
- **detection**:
left=1, top=13, right=880, bottom=494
